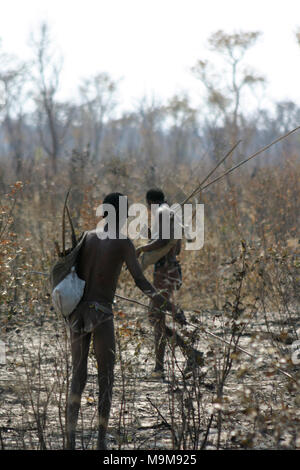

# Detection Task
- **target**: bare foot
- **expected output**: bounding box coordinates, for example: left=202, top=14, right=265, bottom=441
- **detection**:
left=183, top=350, right=204, bottom=377
left=149, top=369, right=165, bottom=380
left=97, top=439, right=107, bottom=450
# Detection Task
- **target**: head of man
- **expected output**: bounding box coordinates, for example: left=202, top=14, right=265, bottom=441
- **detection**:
left=146, top=188, right=165, bottom=213
left=101, top=192, right=128, bottom=235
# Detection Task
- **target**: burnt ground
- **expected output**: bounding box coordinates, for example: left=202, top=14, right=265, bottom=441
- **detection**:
left=0, top=299, right=299, bottom=450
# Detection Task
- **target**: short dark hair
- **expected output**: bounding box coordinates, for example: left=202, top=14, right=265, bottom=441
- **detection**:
left=103, top=192, right=127, bottom=218
left=146, top=188, right=165, bottom=205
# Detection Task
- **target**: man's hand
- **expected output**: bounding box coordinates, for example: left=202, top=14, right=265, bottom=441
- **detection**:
left=174, top=307, right=187, bottom=326
left=136, top=246, right=143, bottom=259
left=148, top=311, right=158, bottom=326
left=151, top=297, right=187, bottom=326
left=149, top=306, right=186, bottom=326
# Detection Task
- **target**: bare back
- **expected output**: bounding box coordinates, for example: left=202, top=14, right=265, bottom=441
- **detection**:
left=75, top=227, right=178, bottom=316
left=76, top=230, right=126, bottom=304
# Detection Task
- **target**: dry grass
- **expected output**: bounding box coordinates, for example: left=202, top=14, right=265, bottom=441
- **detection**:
left=0, top=152, right=299, bottom=449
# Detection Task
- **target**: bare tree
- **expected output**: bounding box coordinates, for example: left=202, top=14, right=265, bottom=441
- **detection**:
left=137, top=95, right=165, bottom=164
left=30, top=22, right=73, bottom=173
left=296, top=27, right=300, bottom=47
left=0, top=41, right=29, bottom=176
left=192, top=30, right=265, bottom=149
left=79, top=72, right=118, bottom=160
left=165, top=94, right=198, bottom=163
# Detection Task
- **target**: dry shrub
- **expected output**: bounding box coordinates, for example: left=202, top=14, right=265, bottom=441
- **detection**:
left=0, top=151, right=299, bottom=449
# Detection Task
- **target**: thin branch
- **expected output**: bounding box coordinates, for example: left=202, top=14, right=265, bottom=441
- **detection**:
left=196, top=126, right=300, bottom=196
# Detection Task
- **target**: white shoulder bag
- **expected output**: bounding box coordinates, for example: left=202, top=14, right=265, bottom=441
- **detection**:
left=51, top=266, right=85, bottom=318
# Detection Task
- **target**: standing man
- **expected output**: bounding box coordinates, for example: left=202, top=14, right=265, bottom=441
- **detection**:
left=65, top=192, right=186, bottom=450
left=136, top=188, right=203, bottom=379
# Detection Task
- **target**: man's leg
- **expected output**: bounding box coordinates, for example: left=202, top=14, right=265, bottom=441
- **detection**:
left=149, top=280, right=169, bottom=376
left=149, top=268, right=180, bottom=376
left=66, top=329, right=91, bottom=449
left=153, top=310, right=167, bottom=374
left=93, top=317, right=115, bottom=450
left=150, top=269, right=203, bottom=376
left=154, top=273, right=204, bottom=375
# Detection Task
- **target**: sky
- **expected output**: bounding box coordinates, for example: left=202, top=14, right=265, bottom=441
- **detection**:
left=1, top=0, right=300, bottom=113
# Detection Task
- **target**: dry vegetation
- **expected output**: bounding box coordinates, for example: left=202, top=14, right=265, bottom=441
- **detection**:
left=0, top=149, right=299, bottom=450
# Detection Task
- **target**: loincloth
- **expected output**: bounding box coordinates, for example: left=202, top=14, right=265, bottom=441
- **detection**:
left=148, top=261, right=182, bottom=320
left=67, top=300, right=113, bottom=333
left=153, top=260, right=182, bottom=292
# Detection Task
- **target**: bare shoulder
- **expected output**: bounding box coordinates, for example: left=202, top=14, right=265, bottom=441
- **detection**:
left=119, top=237, right=135, bottom=251
left=157, top=203, right=174, bottom=217
left=84, top=230, right=98, bottom=244
left=112, top=237, right=136, bottom=259
left=83, top=230, right=135, bottom=254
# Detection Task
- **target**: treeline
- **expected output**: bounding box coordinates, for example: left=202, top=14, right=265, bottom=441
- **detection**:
left=0, top=23, right=300, bottom=183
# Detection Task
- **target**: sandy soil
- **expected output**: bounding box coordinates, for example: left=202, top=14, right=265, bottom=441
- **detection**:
left=0, top=300, right=299, bottom=450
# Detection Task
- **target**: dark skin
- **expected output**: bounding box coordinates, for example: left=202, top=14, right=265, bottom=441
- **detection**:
left=66, top=227, right=185, bottom=450
left=136, top=205, right=171, bottom=256
left=136, top=200, right=190, bottom=375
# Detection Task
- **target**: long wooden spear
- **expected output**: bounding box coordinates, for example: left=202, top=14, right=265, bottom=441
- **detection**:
left=180, top=139, right=242, bottom=206
left=136, top=139, right=241, bottom=241
left=140, top=127, right=300, bottom=269
left=191, top=126, right=300, bottom=198
left=138, top=141, right=241, bottom=269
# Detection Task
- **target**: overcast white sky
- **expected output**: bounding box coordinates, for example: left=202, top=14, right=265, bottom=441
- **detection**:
left=1, top=0, right=300, bottom=113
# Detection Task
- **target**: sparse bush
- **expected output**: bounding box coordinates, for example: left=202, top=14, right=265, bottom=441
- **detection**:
left=0, top=150, right=299, bottom=449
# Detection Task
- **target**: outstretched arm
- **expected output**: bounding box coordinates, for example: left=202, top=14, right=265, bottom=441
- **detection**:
left=137, top=211, right=174, bottom=255
left=123, top=239, right=186, bottom=324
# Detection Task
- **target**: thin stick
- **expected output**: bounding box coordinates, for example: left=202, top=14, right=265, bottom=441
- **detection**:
left=200, top=413, right=214, bottom=450
left=65, top=204, right=77, bottom=248
left=24, top=272, right=296, bottom=383
left=130, top=144, right=240, bottom=243
left=193, top=126, right=300, bottom=197
left=133, top=141, right=241, bottom=250
left=145, top=395, right=172, bottom=430
left=114, top=293, right=297, bottom=383
left=28, top=271, right=50, bottom=276
left=62, top=188, right=71, bottom=257
left=54, top=241, right=60, bottom=257
left=180, top=140, right=242, bottom=206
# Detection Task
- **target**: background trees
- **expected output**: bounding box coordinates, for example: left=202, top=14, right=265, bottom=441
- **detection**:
left=0, top=22, right=300, bottom=452
left=78, top=72, right=118, bottom=160
left=191, top=30, right=266, bottom=162
left=0, top=42, right=29, bottom=177
left=0, top=23, right=300, bottom=182
left=30, top=22, right=74, bottom=174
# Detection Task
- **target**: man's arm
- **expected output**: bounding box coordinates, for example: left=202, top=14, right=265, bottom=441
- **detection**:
left=123, top=239, right=186, bottom=324
left=137, top=210, right=175, bottom=255
left=175, top=239, right=181, bottom=256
